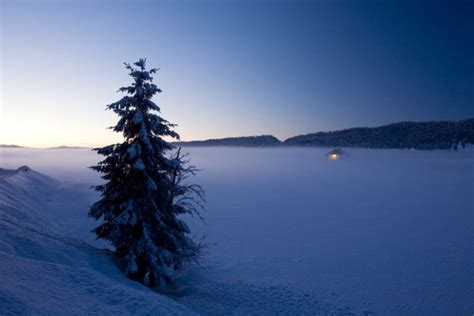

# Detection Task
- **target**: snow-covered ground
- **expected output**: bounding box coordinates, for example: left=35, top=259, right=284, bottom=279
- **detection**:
left=0, top=165, right=194, bottom=315
left=0, top=147, right=473, bottom=315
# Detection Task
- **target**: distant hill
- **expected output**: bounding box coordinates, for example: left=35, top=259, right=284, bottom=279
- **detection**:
left=175, top=135, right=281, bottom=147
left=284, top=118, right=474, bottom=150
left=3, top=119, right=474, bottom=151
left=47, top=146, right=89, bottom=150
left=0, top=144, right=24, bottom=148
left=173, top=119, right=473, bottom=150
left=0, top=145, right=90, bottom=149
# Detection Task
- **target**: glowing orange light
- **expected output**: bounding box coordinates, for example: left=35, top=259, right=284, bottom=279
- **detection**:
left=329, top=153, right=339, bottom=160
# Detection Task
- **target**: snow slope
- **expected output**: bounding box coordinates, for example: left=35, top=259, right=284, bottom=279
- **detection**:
left=0, top=147, right=473, bottom=315
left=0, top=166, right=57, bottom=229
left=0, top=166, right=194, bottom=315
left=176, top=147, right=474, bottom=315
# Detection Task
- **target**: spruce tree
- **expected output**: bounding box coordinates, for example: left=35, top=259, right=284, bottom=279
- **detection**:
left=90, top=59, right=203, bottom=287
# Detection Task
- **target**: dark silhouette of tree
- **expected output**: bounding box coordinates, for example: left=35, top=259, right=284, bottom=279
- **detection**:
left=90, top=59, right=203, bottom=287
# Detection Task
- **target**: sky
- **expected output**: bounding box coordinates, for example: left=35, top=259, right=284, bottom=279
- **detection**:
left=1, top=0, right=473, bottom=147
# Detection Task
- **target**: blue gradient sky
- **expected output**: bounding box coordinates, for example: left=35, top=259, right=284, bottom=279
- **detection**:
left=1, top=0, right=473, bottom=147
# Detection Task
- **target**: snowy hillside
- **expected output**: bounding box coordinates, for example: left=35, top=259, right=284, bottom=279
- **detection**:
left=0, top=166, right=194, bottom=315
left=0, top=147, right=473, bottom=315
left=0, top=166, right=57, bottom=229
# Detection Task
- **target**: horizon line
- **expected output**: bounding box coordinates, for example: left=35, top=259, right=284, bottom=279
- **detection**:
left=2, top=116, right=473, bottom=149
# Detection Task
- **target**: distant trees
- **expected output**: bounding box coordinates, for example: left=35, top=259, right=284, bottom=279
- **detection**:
left=283, top=119, right=474, bottom=150
left=456, top=118, right=474, bottom=149
left=172, top=120, right=473, bottom=150
left=177, top=135, right=281, bottom=147
left=89, top=59, right=203, bottom=288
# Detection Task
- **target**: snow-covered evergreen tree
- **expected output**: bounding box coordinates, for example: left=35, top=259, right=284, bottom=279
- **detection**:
left=90, top=59, right=203, bottom=287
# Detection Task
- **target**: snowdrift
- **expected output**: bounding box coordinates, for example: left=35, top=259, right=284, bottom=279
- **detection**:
left=0, top=166, right=193, bottom=315
left=0, top=166, right=57, bottom=229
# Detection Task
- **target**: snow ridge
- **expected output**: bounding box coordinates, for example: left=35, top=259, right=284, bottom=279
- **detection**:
left=0, top=166, right=194, bottom=315
left=0, top=166, right=58, bottom=229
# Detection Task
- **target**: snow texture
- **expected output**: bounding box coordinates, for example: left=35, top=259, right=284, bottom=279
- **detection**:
left=0, top=146, right=473, bottom=315
left=0, top=165, right=194, bottom=315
